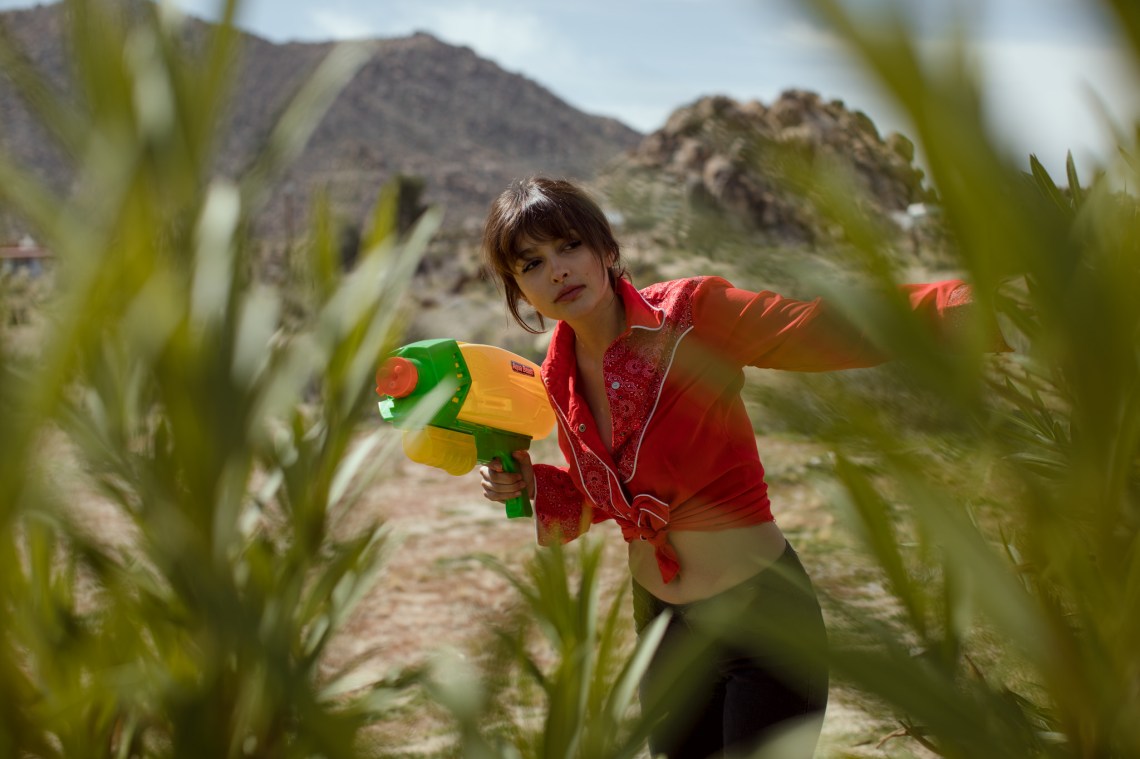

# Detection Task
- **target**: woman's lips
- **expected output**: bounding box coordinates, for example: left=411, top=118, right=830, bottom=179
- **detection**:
left=555, top=285, right=584, bottom=303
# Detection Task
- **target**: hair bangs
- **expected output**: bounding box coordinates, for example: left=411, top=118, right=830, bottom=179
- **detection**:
left=504, top=196, right=577, bottom=263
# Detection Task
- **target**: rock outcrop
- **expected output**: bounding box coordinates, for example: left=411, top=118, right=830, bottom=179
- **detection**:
left=601, top=91, right=936, bottom=248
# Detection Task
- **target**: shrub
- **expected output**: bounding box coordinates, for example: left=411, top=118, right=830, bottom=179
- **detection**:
left=784, top=1, right=1140, bottom=756
left=0, top=2, right=435, bottom=756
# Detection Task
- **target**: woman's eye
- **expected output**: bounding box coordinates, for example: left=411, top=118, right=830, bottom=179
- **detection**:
left=520, top=259, right=540, bottom=274
left=563, top=240, right=582, bottom=252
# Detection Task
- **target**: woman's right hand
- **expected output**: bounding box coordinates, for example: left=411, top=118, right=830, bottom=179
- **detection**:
left=479, top=451, right=535, bottom=504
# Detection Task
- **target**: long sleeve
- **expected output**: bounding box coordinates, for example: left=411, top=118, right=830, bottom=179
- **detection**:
left=691, top=276, right=992, bottom=371
left=531, top=463, right=597, bottom=546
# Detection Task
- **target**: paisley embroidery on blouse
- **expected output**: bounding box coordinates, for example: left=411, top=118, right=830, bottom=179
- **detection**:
left=606, top=278, right=701, bottom=482
left=546, top=277, right=706, bottom=519
left=556, top=404, right=618, bottom=513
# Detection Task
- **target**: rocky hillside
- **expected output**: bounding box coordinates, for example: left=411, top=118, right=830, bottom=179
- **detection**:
left=595, top=91, right=952, bottom=296
left=620, top=91, right=929, bottom=234
left=602, top=90, right=932, bottom=238
left=0, top=2, right=642, bottom=238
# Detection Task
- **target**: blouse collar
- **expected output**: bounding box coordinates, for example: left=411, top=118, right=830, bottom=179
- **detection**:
left=616, top=276, right=664, bottom=332
left=544, top=277, right=664, bottom=374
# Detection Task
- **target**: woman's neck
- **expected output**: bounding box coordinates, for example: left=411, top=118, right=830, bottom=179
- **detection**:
left=568, top=287, right=626, bottom=360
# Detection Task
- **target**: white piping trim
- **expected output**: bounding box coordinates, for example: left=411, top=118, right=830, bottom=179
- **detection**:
left=548, top=394, right=630, bottom=511
left=634, top=493, right=670, bottom=525
left=624, top=323, right=694, bottom=484
left=607, top=474, right=634, bottom=519
left=627, top=289, right=665, bottom=332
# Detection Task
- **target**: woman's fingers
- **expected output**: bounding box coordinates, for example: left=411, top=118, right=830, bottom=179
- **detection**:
left=511, top=450, right=536, bottom=497
left=479, top=457, right=526, bottom=502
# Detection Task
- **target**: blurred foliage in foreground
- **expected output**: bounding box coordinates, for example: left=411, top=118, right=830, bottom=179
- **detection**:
left=4, top=0, right=1140, bottom=758
left=756, top=1, right=1140, bottom=757
left=0, top=0, right=436, bottom=755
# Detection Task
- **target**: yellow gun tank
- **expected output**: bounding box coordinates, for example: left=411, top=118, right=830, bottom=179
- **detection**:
left=401, top=426, right=478, bottom=476
left=454, top=343, right=554, bottom=439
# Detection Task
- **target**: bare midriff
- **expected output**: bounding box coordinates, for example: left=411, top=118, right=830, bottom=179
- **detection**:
left=628, top=520, right=789, bottom=604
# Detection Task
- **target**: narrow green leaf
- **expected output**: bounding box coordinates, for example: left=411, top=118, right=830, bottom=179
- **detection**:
left=1066, top=151, right=1085, bottom=208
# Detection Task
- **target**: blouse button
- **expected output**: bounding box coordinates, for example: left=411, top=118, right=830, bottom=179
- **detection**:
left=578, top=423, right=587, bottom=433
left=611, top=381, right=621, bottom=390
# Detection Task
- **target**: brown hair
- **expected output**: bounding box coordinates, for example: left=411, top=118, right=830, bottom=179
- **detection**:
left=481, top=177, right=624, bottom=333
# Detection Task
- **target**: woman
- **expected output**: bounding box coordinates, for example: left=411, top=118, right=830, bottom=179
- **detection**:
left=478, top=176, right=983, bottom=758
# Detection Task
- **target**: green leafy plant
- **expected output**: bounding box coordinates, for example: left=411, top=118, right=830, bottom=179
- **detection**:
left=420, top=537, right=679, bottom=759
left=0, top=1, right=435, bottom=756
left=774, top=1, right=1140, bottom=756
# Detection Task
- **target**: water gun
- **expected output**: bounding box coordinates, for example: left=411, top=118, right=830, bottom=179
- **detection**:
left=375, top=338, right=555, bottom=518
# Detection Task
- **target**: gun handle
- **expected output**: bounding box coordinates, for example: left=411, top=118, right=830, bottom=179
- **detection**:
left=497, top=453, right=533, bottom=519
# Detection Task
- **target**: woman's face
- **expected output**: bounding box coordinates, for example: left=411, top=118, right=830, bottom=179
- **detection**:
left=511, top=231, right=616, bottom=326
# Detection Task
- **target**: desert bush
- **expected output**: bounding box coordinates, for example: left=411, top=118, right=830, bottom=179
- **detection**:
left=0, top=266, right=47, bottom=331
left=0, top=1, right=435, bottom=756
left=412, top=537, right=678, bottom=759
left=775, top=1, right=1140, bottom=756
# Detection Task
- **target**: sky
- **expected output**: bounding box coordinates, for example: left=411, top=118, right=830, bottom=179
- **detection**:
left=2, top=0, right=1137, bottom=176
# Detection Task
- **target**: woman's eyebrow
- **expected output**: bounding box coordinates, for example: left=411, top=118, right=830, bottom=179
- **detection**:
left=515, top=237, right=563, bottom=258
left=511, top=249, right=535, bottom=271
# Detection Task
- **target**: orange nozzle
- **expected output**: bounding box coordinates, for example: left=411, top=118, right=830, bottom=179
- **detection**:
left=376, top=357, right=418, bottom=398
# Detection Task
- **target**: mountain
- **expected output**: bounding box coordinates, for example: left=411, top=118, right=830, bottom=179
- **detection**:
left=0, top=3, right=951, bottom=355
left=0, top=2, right=643, bottom=240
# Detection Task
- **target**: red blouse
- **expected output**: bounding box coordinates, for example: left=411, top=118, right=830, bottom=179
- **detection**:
left=531, top=275, right=976, bottom=583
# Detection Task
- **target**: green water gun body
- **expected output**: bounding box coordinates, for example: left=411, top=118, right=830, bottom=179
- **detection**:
left=376, top=338, right=555, bottom=518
